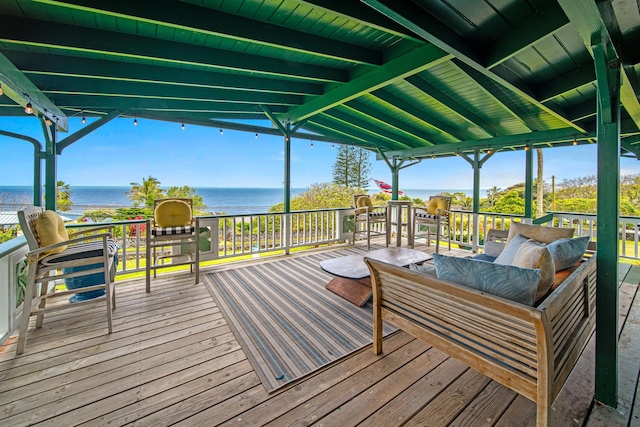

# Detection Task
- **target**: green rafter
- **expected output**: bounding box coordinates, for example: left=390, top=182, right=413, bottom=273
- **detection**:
left=310, top=115, right=408, bottom=151
left=0, top=16, right=347, bottom=83
left=557, top=0, right=640, bottom=129
left=281, top=44, right=452, bottom=123
left=2, top=51, right=322, bottom=97
left=361, top=0, right=587, bottom=134
left=33, top=0, right=382, bottom=66
left=0, top=52, right=67, bottom=131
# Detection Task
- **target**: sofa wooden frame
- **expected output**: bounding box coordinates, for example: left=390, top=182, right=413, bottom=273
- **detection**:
left=365, top=252, right=597, bottom=426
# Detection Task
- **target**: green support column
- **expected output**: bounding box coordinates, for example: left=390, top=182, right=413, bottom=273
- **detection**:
left=391, top=160, right=399, bottom=200
left=42, top=120, right=57, bottom=211
left=33, top=152, right=42, bottom=206
left=460, top=149, right=495, bottom=250
left=283, top=132, right=291, bottom=213
left=524, top=146, right=533, bottom=220
left=593, top=37, right=621, bottom=407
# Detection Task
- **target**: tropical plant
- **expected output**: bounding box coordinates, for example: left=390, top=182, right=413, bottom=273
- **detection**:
left=270, top=182, right=359, bottom=212
left=166, top=185, right=206, bottom=212
left=127, top=176, right=164, bottom=207
left=487, top=186, right=501, bottom=207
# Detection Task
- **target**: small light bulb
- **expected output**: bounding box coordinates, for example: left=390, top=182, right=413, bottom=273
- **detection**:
left=573, top=139, right=578, bottom=146
left=310, top=142, right=314, bottom=149
left=45, top=110, right=52, bottom=126
left=182, top=123, right=185, bottom=130
left=255, top=133, right=258, bottom=139
left=331, top=144, right=335, bottom=149
left=0, top=83, right=3, bottom=96
left=219, top=129, right=223, bottom=135
left=82, top=115, right=86, bottom=124
left=25, top=102, right=33, bottom=114
left=134, top=117, right=138, bottom=126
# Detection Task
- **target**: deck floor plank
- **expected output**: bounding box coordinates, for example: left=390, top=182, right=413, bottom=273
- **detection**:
left=0, top=247, right=638, bottom=427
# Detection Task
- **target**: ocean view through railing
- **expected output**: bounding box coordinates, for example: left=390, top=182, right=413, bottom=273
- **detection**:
left=2, top=207, right=640, bottom=345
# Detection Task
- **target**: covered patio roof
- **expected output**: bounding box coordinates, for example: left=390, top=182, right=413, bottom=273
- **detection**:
left=0, top=0, right=639, bottom=159
left=0, top=0, right=638, bottom=414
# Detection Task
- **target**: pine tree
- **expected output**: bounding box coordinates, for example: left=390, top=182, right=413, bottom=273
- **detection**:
left=332, top=146, right=371, bottom=189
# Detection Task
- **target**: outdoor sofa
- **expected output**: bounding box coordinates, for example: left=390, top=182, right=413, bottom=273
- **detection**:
left=365, top=223, right=596, bottom=427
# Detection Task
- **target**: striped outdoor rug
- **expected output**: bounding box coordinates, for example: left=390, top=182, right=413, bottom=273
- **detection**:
left=203, top=245, right=397, bottom=393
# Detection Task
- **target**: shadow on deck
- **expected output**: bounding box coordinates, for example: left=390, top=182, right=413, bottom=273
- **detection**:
left=1, top=242, right=639, bottom=426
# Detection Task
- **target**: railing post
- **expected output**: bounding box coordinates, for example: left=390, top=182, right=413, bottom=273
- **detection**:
left=284, top=214, right=291, bottom=255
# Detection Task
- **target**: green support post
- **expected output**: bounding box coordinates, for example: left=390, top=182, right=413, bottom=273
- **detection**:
left=43, top=121, right=57, bottom=211
left=593, top=37, right=621, bottom=407
left=33, top=151, right=43, bottom=206
left=391, top=160, right=400, bottom=200
left=524, top=146, right=533, bottom=220
left=283, top=132, right=291, bottom=213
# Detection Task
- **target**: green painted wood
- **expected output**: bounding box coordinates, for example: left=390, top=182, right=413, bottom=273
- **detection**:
left=362, top=0, right=587, bottom=134
left=593, top=37, right=621, bottom=408
left=484, top=1, right=569, bottom=68
left=537, top=66, right=596, bottom=102
left=282, top=44, right=452, bottom=123
left=57, top=110, right=121, bottom=153
left=377, top=128, right=594, bottom=160
left=0, top=52, right=67, bottom=131
left=524, top=146, right=533, bottom=219
left=43, top=123, right=57, bottom=211
left=309, top=115, right=408, bottom=151
left=284, top=131, right=291, bottom=213
left=33, top=154, right=41, bottom=207
left=0, top=15, right=347, bottom=83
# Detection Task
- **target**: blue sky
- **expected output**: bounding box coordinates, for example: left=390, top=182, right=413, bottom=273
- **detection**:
left=1, top=116, right=639, bottom=190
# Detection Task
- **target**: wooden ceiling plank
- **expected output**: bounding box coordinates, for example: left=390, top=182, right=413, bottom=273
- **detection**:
left=281, top=43, right=451, bottom=123
left=0, top=52, right=67, bottom=131
left=0, top=15, right=347, bottom=83
left=33, top=0, right=382, bottom=65
left=557, top=0, right=640, bottom=129
left=362, top=0, right=587, bottom=134
left=2, top=50, right=323, bottom=96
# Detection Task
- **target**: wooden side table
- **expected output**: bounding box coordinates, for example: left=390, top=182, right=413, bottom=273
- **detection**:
left=387, top=200, right=413, bottom=247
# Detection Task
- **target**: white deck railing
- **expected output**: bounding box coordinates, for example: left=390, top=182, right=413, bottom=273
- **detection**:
left=2, top=206, right=640, bottom=345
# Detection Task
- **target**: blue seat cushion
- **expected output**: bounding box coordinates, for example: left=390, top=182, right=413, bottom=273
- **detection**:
left=472, top=253, right=496, bottom=262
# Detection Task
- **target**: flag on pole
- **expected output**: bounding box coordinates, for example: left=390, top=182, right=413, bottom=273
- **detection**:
left=372, top=179, right=406, bottom=196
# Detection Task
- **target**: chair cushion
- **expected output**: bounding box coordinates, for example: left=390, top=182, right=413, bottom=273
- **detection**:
left=35, top=210, right=69, bottom=255
left=506, top=222, right=574, bottom=245
left=415, top=211, right=438, bottom=220
left=494, top=234, right=529, bottom=265
left=511, top=238, right=556, bottom=301
left=356, top=196, right=373, bottom=210
left=546, top=236, right=590, bottom=271
left=152, top=225, right=196, bottom=236
left=427, top=197, right=448, bottom=215
left=472, top=253, right=497, bottom=262
left=483, top=240, right=505, bottom=258
left=433, top=253, right=540, bottom=306
left=44, top=239, right=118, bottom=264
left=155, top=200, right=192, bottom=228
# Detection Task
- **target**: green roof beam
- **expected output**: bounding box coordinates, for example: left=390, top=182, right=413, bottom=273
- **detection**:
left=282, top=43, right=452, bottom=123
left=0, top=52, right=67, bottom=131
left=310, top=115, right=406, bottom=151
left=0, top=16, right=347, bottom=83
left=33, top=0, right=382, bottom=66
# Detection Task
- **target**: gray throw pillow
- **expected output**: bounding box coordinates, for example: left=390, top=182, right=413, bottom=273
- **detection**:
left=409, top=263, right=437, bottom=277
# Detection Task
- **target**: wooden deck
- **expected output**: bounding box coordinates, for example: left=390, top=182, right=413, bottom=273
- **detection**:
left=1, top=244, right=639, bottom=426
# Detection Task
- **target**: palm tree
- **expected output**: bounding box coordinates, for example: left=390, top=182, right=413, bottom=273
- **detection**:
left=536, top=149, right=544, bottom=217
left=44, top=180, right=73, bottom=212
left=127, top=176, right=164, bottom=207
left=487, top=186, right=500, bottom=207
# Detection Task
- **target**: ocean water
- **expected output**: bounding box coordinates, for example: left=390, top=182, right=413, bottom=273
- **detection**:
left=0, top=186, right=484, bottom=215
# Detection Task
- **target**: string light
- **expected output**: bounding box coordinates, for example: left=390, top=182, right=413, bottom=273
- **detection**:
left=133, top=116, right=138, bottom=126
left=255, top=133, right=258, bottom=139
left=0, top=83, right=3, bottom=96
left=524, top=145, right=529, bottom=151
left=331, top=144, right=335, bottom=149
left=219, top=129, right=223, bottom=135
left=24, top=101, right=33, bottom=115
left=44, top=109, right=52, bottom=126
left=181, top=123, right=185, bottom=130
left=455, top=152, right=460, bottom=156
left=81, top=110, right=86, bottom=124
left=573, top=138, right=578, bottom=146
left=310, top=142, right=314, bottom=149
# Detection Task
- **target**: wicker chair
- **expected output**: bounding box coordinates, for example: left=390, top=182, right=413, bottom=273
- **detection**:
left=16, top=207, right=117, bottom=355
left=411, top=195, right=452, bottom=253
left=146, top=198, right=199, bottom=292
left=352, top=194, right=390, bottom=250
